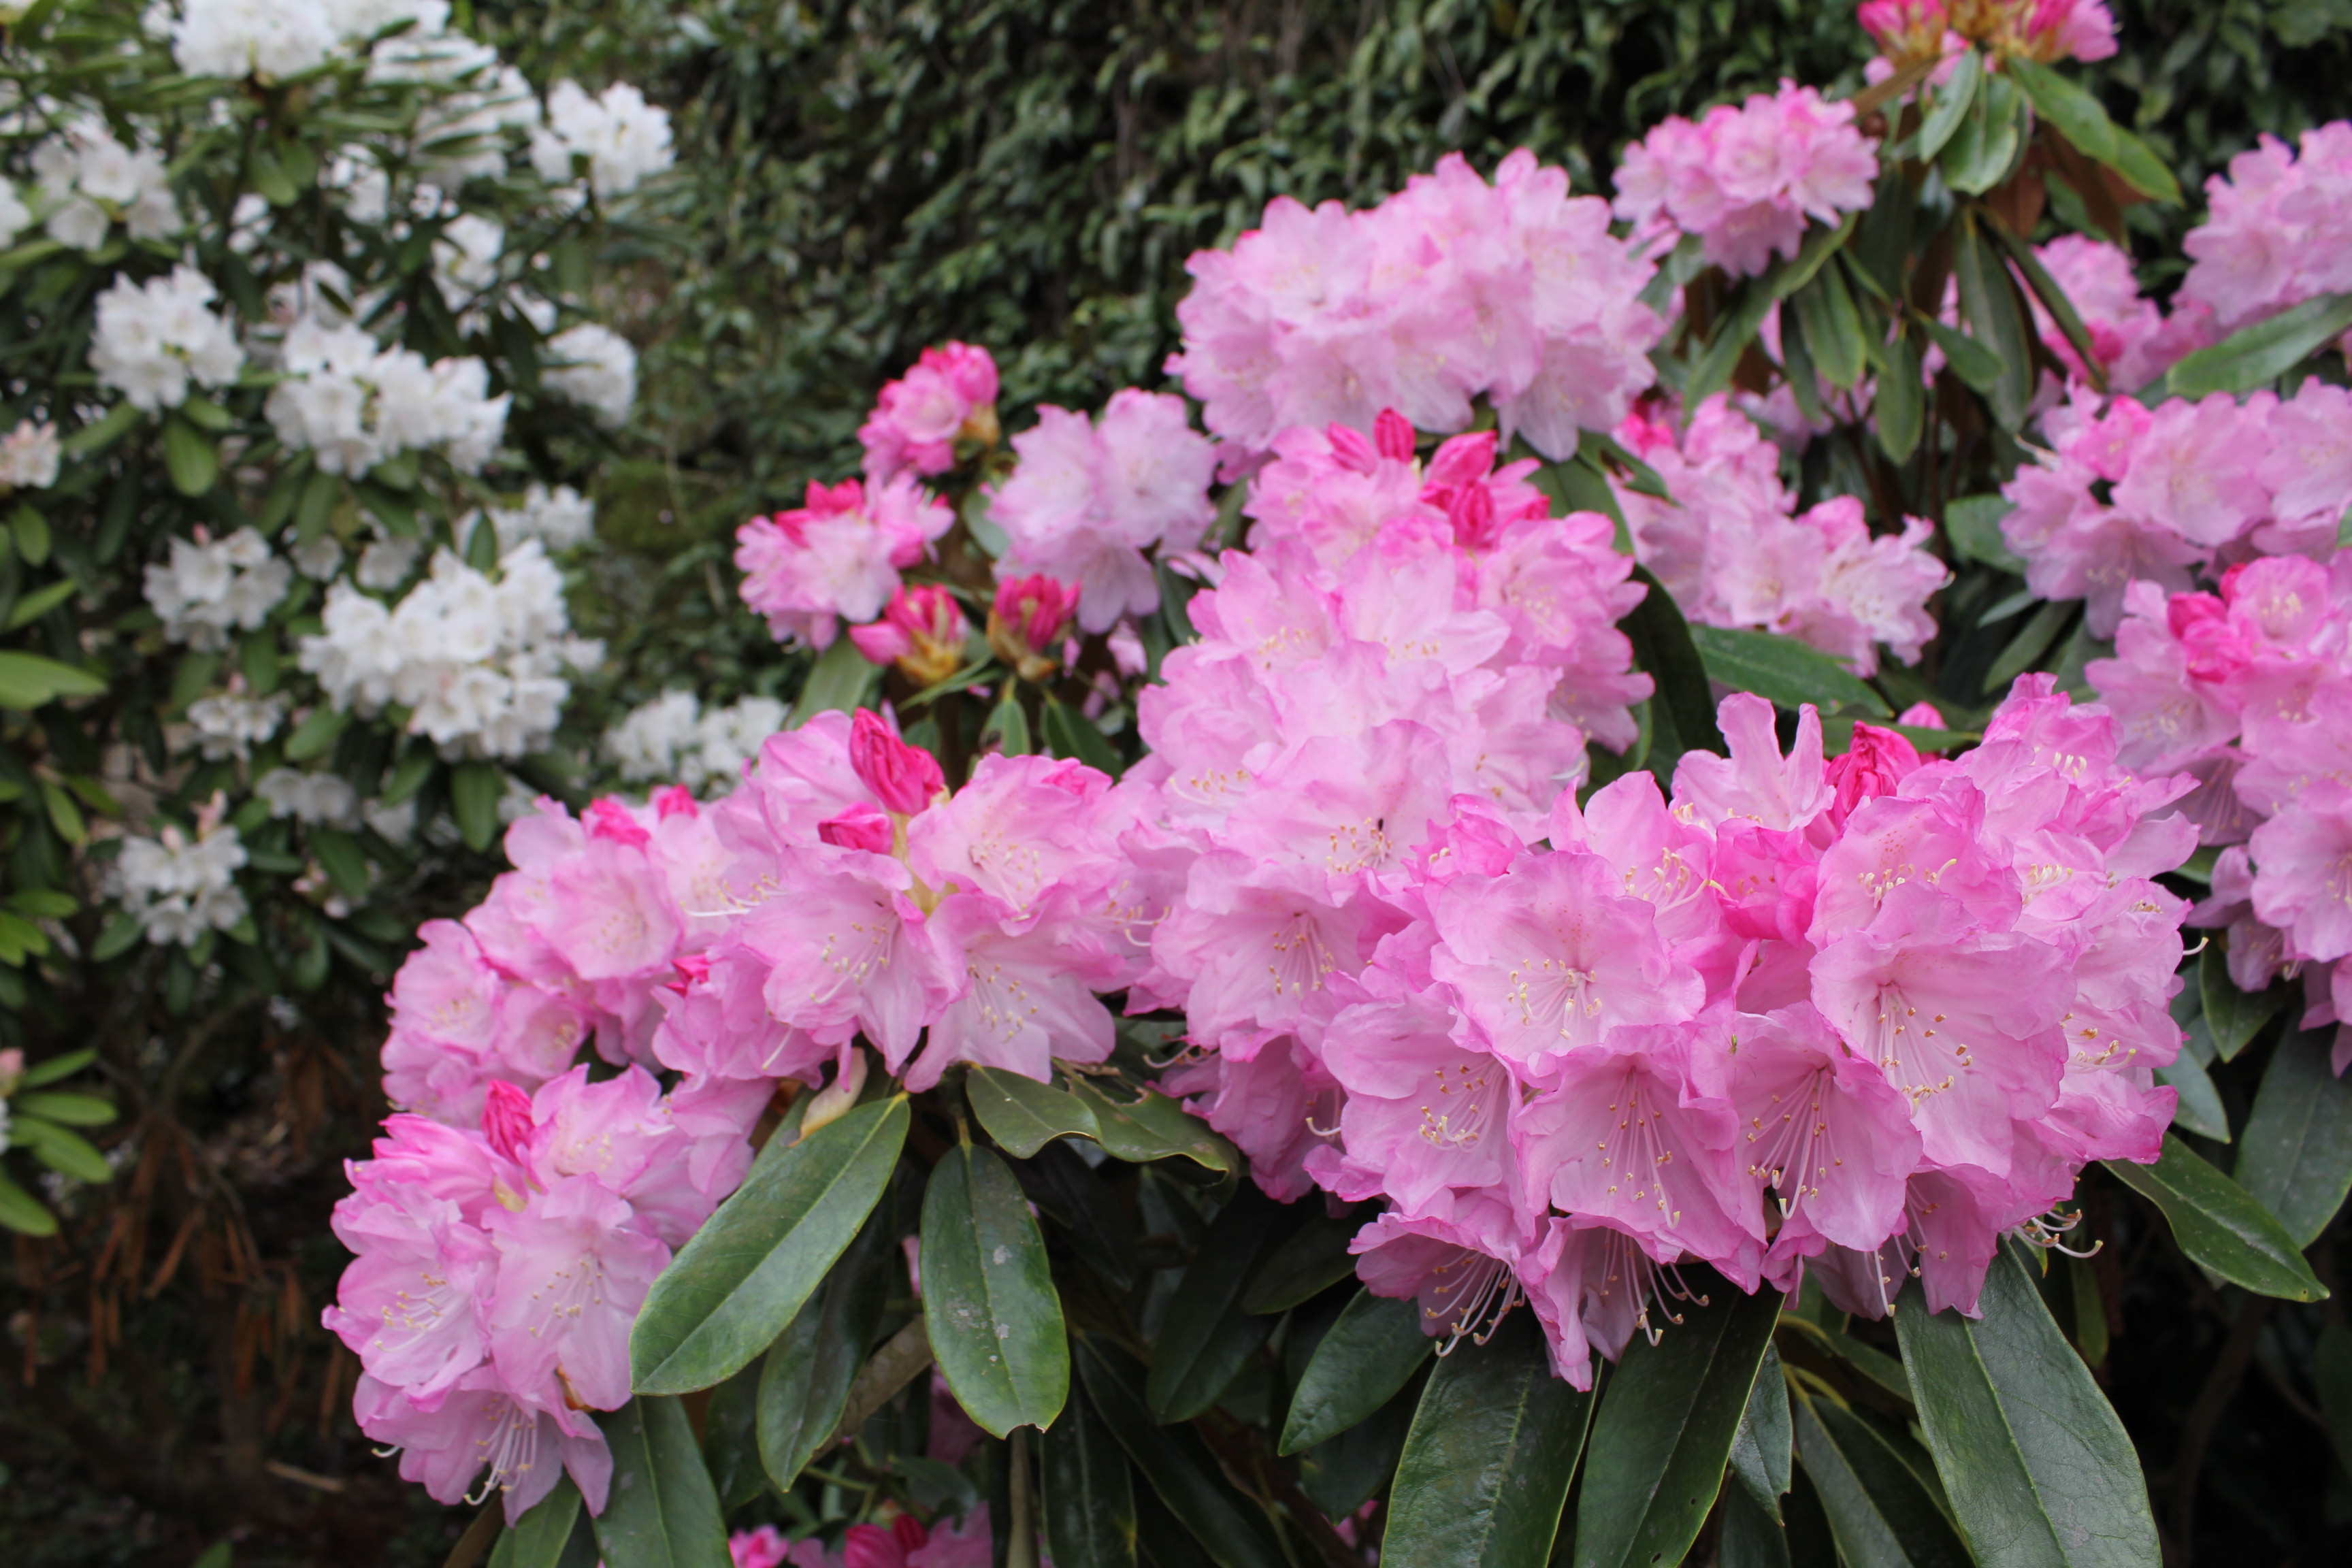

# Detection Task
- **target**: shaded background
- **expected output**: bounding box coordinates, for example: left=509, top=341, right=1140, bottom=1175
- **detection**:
left=5, top=1, right=2351, bottom=1563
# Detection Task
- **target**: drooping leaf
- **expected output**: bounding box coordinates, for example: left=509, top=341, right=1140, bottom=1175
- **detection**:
left=1944, top=495, right=2026, bottom=573
left=1013, top=1141, right=1141, bottom=1291
left=1575, top=1279, right=1784, bottom=1568
left=1687, top=279, right=1784, bottom=412
left=1873, top=327, right=1925, bottom=461
left=1075, top=1338, right=1286, bottom=1568
left=1279, top=1290, right=1435, bottom=1455
left=16, top=1118, right=112, bottom=1182
left=1241, top=1207, right=1364, bottom=1315
left=789, top=635, right=882, bottom=725
left=1147, top=1185, right=1287, bottom=1422
left=1912, top=49, right=1982, bottom=163
left=1793, top=1396, right=1974, bottom=1568
left=924, top=1140, right=1070, bottom=1435
left=451, top=762, right=506, bottom=853
left=1042, top=1377, right=1139, bottom=1568
left=1942, top=69, right=2025, bottom=193
left=2155, top=1048, right=2232, bottom=1143
left=1791, top=265, right=1868, bottom=391
left=968, top=1066, right=1102, bottom=1158
left=1721, top=1479, right=1794, bottom=1568
left=757, top=1206, right=894, bottom=1488
left=1731, top=1341, right=1795, bottom=1520
left=2235, top=1028, right=2352, bottom=1247
left=2202, top=943, right=2281, bottom=1062
left=487, top=1473, right=583, bottom=1568
left=2104, top=1134, right=2326, bottom=1301
left=1301, top=1371, right=1422, bottom=1518
left=0, top=1170, right=56, bottom=1236
left=1689, top=624, right=1889, bottom=717
left=1064, top=1080, right=1234, bottom=1175
left=1984, top=214, right=2106, bottom=390
left=1914, top=312, right=2010, bottom=394
left=14, top=1092, right=115, bottom=1127
left=1043, top=696, right=1124, bottom=776
left=591, top=1398, right=731, bottom=1568
left=0, top=651, right=105, bottom=709
left=1385, top=1309, right=1592, bottom=1568
left=1894, top=1247, right=2159, bottom=1568
left=632, top=1097, right=909, bottom=1394
left=2159, top=292, right=2352, bottom=399
left=1621, top=564, right=1725, bottom=772
left=1956, top=215, right=2035, bottom=428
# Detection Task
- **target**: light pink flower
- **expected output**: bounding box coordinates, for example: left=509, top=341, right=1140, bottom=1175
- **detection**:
left=860, top=342, right=1000, bottom=483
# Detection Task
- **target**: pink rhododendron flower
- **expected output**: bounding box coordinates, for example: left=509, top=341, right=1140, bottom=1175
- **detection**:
left=736, top=477, right=954, bottom=650
left=849, top=584, right=973, bottom=686
left=2183, top=122, right=2352, bottom=338
left=859, top=342, right=1000, bottom=484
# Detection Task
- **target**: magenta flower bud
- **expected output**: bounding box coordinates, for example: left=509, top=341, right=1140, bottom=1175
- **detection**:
left=848, top=708, right=945, bottom=815
left=1373, top=406, right=1416, bottom=462
left=584, top=796, right=650, bottom=847
left=817, top=801, right=895, bottom=853
left=480, top=1079, right=535, bottom=1164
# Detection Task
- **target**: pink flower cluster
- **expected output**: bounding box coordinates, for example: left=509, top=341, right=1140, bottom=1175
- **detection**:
left=732, top=1508, right=992, bottom=1568
left=2027, top=235, right=2215, bottom=394
left=987, top=389, right=1219, bottom=632
left=1168, top=150, right=1665, bottom=461
left=736, top=477, right=956, bottom=651
left=381, top=788, right=740, bottom=1128
left=1614, top=396, right=1948, bottom=674
left=1861, top=0, right=2117, bottom=65
left=859, top=342, right=1000, bottom=485
left=1612, top=83, right=1879, bottom=278
left=326, top=1067, right=755, bottom=1520
left=2089, top=556, right=2352, bottom=1072
left=1178, top=683, right=2188, bottom=1382
left=2182, top=122, right=2352, bottom=338
left=2000, top=381, right=2352, bottom=634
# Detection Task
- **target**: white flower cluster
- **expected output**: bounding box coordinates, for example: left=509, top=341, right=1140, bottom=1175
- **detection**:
left=529, top=80, right=673, bottom=199
left=144, top=528, right=292, bottom=650
left=89, top=266, right=246, bottom=412
left=167, top=0, right=452, bottom=82
left=112, top=823, right=248, bottom=947
left=541, top=323, right=636, bottom=427
left=374, top=35, right=540, bottom=184
left=255, top=766, right=358, bottom=826
left=297, top=541, right=602, bottom=758
left=24, top=117, right=179, bottom=252
left=601, top=689, right=789, bottom=790
left=0, top=420, right=59, bottom=490
left=264, top=316, right=508, bottom=476
left=460, top=482, right=595, bottom=554
left=187, top=690, right=286, bottom=760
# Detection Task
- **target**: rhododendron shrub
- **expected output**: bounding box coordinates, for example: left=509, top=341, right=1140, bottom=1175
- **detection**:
left=302, top=6, right=2352, bottom=1565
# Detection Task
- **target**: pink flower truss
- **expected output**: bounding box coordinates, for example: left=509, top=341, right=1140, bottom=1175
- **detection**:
left=987, top=389, right=1220, bottom=632
left=2089, top=555, right=2352, bottom=1072
left=1999, top=380, right=2352, bottom=634
left=1612, top=83, right=1879, bottom=278
left=736, top=477, right=955, bottom=650
left=2028, top=235, right=2216, bottom=393
left=860, top=342, right=1000, bottom=484
left=2182, top=122, right=2352, bottom=337
left=1167, top=150, right=1665, bottom=460
left=1613, top=396, right=1948, bottom=674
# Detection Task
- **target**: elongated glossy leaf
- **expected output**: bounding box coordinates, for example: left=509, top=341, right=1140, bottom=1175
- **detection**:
left=489, top=1474, right=583, bottom=1568
left=1576, top=1280, right=1784, bottom=1568
left=1279, top=1290, right=1434, bottom=1454
left=1957, top=216, right=2034, bottom=428
left=702, top=1363, right=764, bottom=1513
left=2161, top=292, right=2352, bottom=399
left=1387, top=1309, right=1594, bottom=1568
left=757, top=1207, right=894, bottom=1488
left=1147, top=1186, right=1285, bottom=1422
left=1793, top=1396, right=1974, bottom=1568
left=0, top=1170, right=56, bottom=1236
left=2104, top=1134, right=2325, bottom=1301
left=925, top=1141, right=1069, bottom=1435
left=0, top=651, right=105, bottom=709
left=1731, top=1342, right=1794, bottom=1520
left=1985, top=215, right=2106, bottom=390
left=1874, top=327, right=1925, bottom=461
left=632, top=1097, right=909, bottom=1394
left=1690, top=624, right=1889, bottom=717
left=1044, top=696, right=1123, bottom=775
left=1302, top=1371, right=1422, bottom=1517
left=1895, top=1250, right=2157, bottom=1568
left=1688, top=280, right=1783, bottom=412
left=1241, top=1207, right=1362, bottom=1315
left=1914, top=50, right=1982, bottom=162
left=1043, top=1376, right=1139, bottom=1568
left=18, top=1119, right=110, bottom=1182
left=591, top=1398, right=732, bottom=1568
left=1622, top=564, right=1725, bottom=770
left=2155, top=1048, right=2231, bottom=1143
left=1944, top=495, right=2026, bottom=573
left=1075, top=1339, right=1286, bottom=1568
left=1791, top=265, right=1867, bottom=391
left=790, top=636, right=881, bottom=725
left=1916, top=314, right=2008, bottom=393
left=1065, top=1081, right=1235, bottom=1175
left=1943, top=70, right=2024, bottom=193
left=1014, top=1141, right=1141, bottom=1291
left=2202, top=943, right=2281, bottom=1062
left=1722, top=1481, right=1793, bottom=1568
left=2004, top=56, right=2119, bottom=163
left=162, top=415, right=218, bottom=496
left=451, top=762, right=505, bottom=853
left=2236, top=1028, right=2352, bottom=1247
left=969, top=1067, right=1101, bottom=1158
left=1982, top=600, right=2076, bottom=698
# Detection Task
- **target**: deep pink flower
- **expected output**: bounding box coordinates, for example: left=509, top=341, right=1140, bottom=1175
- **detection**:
left=860, top=342, right=1000, bottom=484
left=849, top=708, right=946, bottom=816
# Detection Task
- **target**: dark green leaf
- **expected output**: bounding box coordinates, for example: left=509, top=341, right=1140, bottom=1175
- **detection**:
left=5, top=578, right=77, bottom=631
left=701, top=1362, right=764, bottom=1512
left=756, top=1207, right=894, bottom=1489
left=1942, top=70, right=2025, bottom=194
left=1064, top=1081, right=1235, bottom=1175
left=1043, top=1377, right=1139, bottom=1568
left=1386, top=1309, right=1593, bottom=1568
left=1690, top=624, right=1889, bottom=717
left=1013, top=1141, right=1141, bottom=1291
left=91, top=913, right=144, bottom=962
left=1791, top=265, right=1867, bottom=391
left=1914, top=50, right=1982, bottom=163
left=162, top=416, right=219, bottom=497
left=451, top=762, right=505, bottom=853
left=2318, top=1323, right=2352, bottom=1481
left=0, top=651, right=105, bottom=709
left=1575, top=1279, right=1784, bottom=1568
left=61, top=401, right=141, bottom=458
left=789, top=636, right=881, bottom=725
left=1721, top=1479, right=1793, bottom=1568
left=1915, top=313, right=2009, bottom=395
left=1687, top=282, right=1783, bottom=412
left=1874, top=328, right=1925, bottom=461
left=2155, top=1047, right=2231, bottom=1143
left=1044, top=696, right=1123, bottom=775
left=2202, top=943, right=2281, bottom=1062
left=632, top=1097, right=909, bottom=1394
left=1241, top=1207, right=1362, bottom=1315
left=21, top=1049, right=96, bottom=1087
left=1945, top=495, right=2026, bottom=573
left=2236, top=1028, right=2352, bottom=1247
left=1279, top=1290, right=1434, bottom=1455
left=968, top=1066, right=1101, bottom=1158
left=14, top=1092, right=114, bottom=1127
left=924, top=1141, right=1069, bottom=1435
left=0, top=1170, right=56, bottom=1236
left=1075, top=1339, right=1287, bottom=1568
left=309, top=828, right=372, bottom=902
left=17, top=1119, right=112, bottom=1182
left=1147, top=1186, right=1286, bottom=1422
left=984, top=689, right=1034, bottom=755
left=1778, top=299, right=1829, bottom=429
left=2104, top=1134, right=2326, bottom=1301
left=591, top=1398, right=731, bottom=1568
left=1731, top=1342, right=1794, bottom=1520
left=1982, top=600, right=2077, bottom=698
left=1301, top=1371, right=1421, bottom=1517
left=2004, top=56, right=2119, bottom=162
left=487, top=1473, right=582, bottom=1568
left=1985, top=216, right=2106, bottom=391
left=1793, top=1396, right=1974, bottom=1568
left=1957, top=216, right=2035, bottom=429
left=2159, top=293, right=2352, bottom=398
left=1621, top=564, right=1725, bottom=772
left=283, top=704, right=353, bottom=762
